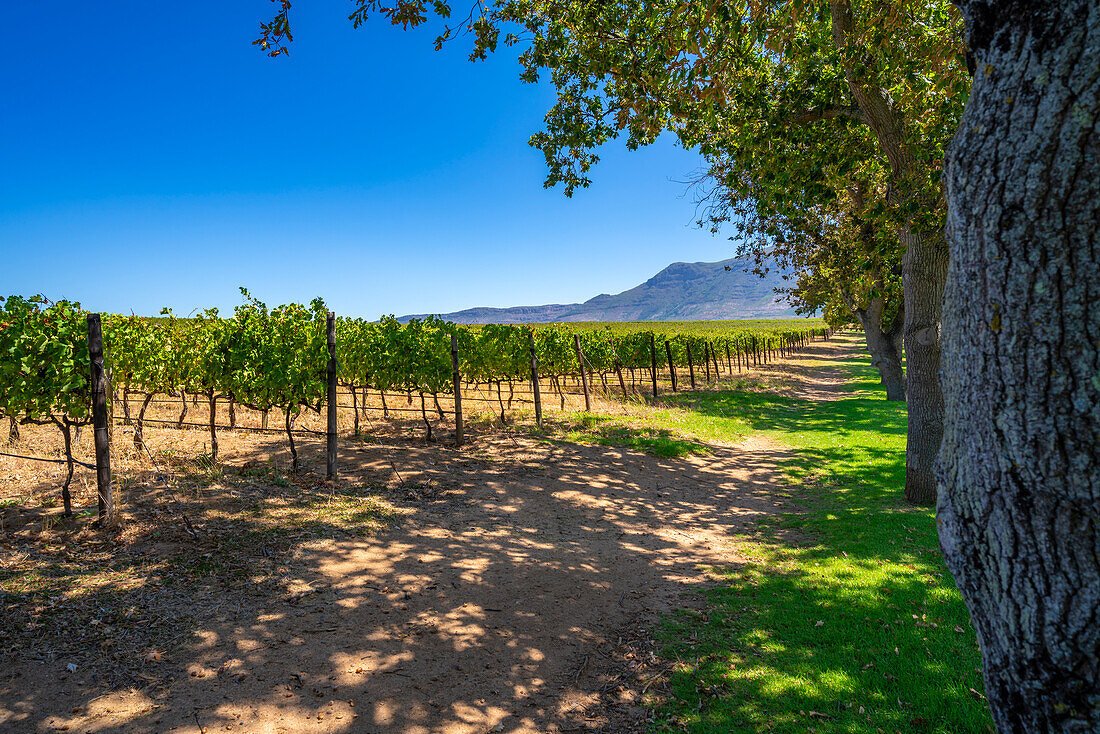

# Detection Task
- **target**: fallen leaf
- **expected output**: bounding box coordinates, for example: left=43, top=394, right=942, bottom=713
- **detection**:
left=814, top=621, right=824, bottom=627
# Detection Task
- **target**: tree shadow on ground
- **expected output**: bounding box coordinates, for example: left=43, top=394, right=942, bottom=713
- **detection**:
left=538, top=414, right=711, bottom=459
left=1, top=416, right=794, bottom=733
left=0, top=335, right=988, bottom=734
left=651, top=335, right=992, bottom=733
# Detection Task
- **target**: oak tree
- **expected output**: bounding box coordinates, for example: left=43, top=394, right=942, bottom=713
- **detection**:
left=938, top=0, right=1100, bottom=730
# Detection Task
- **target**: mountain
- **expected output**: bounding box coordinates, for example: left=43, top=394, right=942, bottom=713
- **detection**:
left=398, top=257, right=798, bottom=324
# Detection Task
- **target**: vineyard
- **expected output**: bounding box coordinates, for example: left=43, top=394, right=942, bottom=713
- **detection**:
left=0, top=292, right=827, bottom=521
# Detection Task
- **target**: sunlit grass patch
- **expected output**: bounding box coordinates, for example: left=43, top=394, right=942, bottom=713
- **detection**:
left=648, top=339, right=992, bottom=733
left=533, top=412, right=718, bottom=458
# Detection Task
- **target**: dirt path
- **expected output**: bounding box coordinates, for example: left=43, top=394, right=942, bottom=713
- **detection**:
left=3, top=336, right=860, bottom=734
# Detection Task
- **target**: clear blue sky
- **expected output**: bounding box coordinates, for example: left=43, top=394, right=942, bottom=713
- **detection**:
left=1, top=1, right=735, bottom=319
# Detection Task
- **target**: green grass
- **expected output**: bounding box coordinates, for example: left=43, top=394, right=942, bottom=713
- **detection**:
left=559, top=414, right=712, bottom=458
left=530, top=406, right=756, bottom=458
left=635, top=342, right=993, bottom=733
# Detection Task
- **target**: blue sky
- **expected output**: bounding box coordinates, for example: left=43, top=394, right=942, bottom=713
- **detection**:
left=1, top=1, right=735, bottom=319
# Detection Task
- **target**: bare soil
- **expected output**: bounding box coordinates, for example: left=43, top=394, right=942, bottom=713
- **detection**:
left=0, top=337, right=856, bottom=733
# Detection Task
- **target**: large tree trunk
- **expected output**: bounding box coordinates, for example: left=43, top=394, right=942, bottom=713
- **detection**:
left=856, top=297, right=906, bottom=402
left=901, top=230, right=948, bottom=504
left=940, top=1, right=1100, bottom=731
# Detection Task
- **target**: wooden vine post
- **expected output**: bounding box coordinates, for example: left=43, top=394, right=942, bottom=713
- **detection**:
left=649, top=334, right=658, bottom=399
left=87, top=314, right=114, bottom=524
left=573, top=335, right=591, bottom=412
left=665, top=340, right=677, bottom=392
left=451, top=333, right=463, bottom=446
left=686, top=342, right=697, bottom=389
left=725, top=340, right=733, bottom=373
left=208, top=391, right=218, bottom=462
left=528, top=331, right=542, bottom=427
left=703, top=343, right=712, bottom=381
left=326, top=312, right=337, bottom=480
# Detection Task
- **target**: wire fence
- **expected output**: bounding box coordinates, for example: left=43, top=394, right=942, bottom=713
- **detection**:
left=2, top=326, right=836, bottom=524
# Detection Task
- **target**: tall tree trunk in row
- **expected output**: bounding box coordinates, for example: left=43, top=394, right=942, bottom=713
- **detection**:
left=900, top=230, right=949, bottom=504
left=854, top=294, right=907, bottom=402
left=831, top=0, right=948, bottom=504
left=940, top=1, right=1100, bottom=730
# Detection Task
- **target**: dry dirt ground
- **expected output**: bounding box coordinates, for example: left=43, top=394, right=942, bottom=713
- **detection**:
left=0, top=338, right=855, bottom=734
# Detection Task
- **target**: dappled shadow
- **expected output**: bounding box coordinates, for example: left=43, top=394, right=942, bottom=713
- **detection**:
left=652, top=433, right=990, bottom=732
left=1, top=333, right=945, bottom=733
left=652, top=335, right=991, bottom=732
left=544, top=414, right=710, bottom=459
left=0, top=418, right=798, bottom=733
left=658, top=550, right=986, bottom=732
left=665, top=381, right=906, bottom=442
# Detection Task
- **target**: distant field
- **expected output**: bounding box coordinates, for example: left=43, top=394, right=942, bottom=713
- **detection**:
left=148, top=315, right=827, bottom=332
left=532, top=317, right=827, bottom=333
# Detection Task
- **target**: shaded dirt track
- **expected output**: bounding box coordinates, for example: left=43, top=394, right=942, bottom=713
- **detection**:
left=2, top=337, right=856, bottom=734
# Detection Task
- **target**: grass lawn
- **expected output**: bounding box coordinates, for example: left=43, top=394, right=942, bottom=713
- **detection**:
left=644, top=344, right=993, bottom=733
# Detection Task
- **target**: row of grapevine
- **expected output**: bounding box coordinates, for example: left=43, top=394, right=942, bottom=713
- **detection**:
left=1, top=292, right=826, bottom=512
left=0, top=296, right=93, bottom=514
left=336, top=318, right=817, bottom=392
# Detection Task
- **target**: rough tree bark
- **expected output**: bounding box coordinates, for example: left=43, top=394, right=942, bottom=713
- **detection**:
left=900, top=230, right=949, bottom=504
left=852, top=293, right=907, bottom=401
left=940, top=1, right=1100, bottom=730
left=857, top=314, right=906, bottom=401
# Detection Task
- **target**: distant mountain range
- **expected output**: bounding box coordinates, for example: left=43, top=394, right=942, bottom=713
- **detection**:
left=398, top=257, right=799, bottom=324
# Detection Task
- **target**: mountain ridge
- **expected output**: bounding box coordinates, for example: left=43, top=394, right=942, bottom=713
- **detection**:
left=398, top=257, right=798, bottom=324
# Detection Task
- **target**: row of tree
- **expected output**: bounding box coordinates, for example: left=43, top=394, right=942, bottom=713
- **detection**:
left=256, top=1, right=1099, bottom=729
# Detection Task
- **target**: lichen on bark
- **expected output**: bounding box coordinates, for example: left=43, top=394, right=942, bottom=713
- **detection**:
left=941, top=0, right=1100, bottom=729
